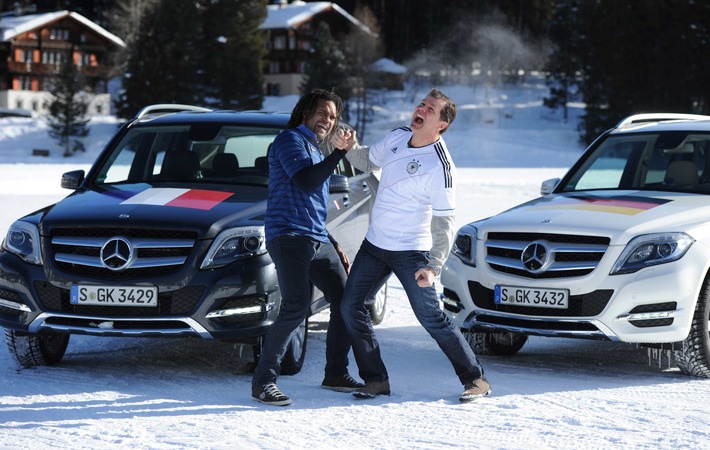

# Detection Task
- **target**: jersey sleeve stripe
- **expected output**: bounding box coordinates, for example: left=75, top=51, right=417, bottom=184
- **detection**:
left=434, top=142, right=453, bottom=188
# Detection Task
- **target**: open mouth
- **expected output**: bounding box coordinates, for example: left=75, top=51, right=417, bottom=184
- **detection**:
left=315, top=123, right=330, bottom=134
left=413, top=115, right=424, bottom=125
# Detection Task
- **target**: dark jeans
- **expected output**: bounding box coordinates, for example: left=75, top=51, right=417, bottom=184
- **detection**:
left=252, top=235, right=350, bottom=386
left=341, top=239, right=485, bottom=385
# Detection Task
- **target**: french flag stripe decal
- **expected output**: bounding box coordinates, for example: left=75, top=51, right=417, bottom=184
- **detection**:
left=121, top=188, right=232, bottom=210
left=167, top=189, right=232, bottom=210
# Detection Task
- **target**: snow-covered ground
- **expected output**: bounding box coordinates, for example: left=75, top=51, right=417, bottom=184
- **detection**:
left=1, top=80, right=709, bottom=450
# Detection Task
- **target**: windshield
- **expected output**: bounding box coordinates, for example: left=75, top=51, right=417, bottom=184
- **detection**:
left=560, top=131, right=710, bottom=193
left=92, top=124, right=282, bottom=186
left=92, top=122, right=359, bottom=186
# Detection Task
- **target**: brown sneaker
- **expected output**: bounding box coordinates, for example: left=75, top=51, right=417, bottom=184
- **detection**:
left=321, top=373, right=365, bottom=392
left=459, top=377, right=492, bottom=403
left=353, top=380, right=391, bottom=399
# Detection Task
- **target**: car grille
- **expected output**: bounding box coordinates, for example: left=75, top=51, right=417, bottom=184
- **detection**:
left=469, top=281, right=613, bottom=317
left=485, top=232, right=610, bottom=279
left=34, top=280, right=204, bottom=316
left=49, top=227, right=197, bottom=279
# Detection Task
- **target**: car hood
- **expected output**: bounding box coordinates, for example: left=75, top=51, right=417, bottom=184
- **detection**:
left=479, top=190, right=710, bottom=245
left=39, top=183, right=267, bottom=239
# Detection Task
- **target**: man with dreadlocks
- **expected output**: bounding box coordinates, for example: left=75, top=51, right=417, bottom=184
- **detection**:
left=251, top=89, right=364, bottom=406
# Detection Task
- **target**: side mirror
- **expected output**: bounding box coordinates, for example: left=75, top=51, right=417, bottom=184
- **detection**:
left=329, top=173, right=350, bottom=193
left=61, top=170, right=85, bottom=190
left=540, top=178, right=560, bottom=196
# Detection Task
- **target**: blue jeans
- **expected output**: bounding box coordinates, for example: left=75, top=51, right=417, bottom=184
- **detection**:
left=341, top=239, right=485, bottom=385
left=252, top=235, right=350, bottom=386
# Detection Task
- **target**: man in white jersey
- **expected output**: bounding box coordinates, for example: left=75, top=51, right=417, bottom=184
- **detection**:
left=331, top=89, right=491, bottom=403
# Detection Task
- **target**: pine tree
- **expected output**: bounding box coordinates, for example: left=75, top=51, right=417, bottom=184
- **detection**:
left=546, top=1, right=710, bottom=142
left=115, top=0, right=201, bottom=118
left=47, top=53, right=90, bottom=157
left=301, top=22, right=348, bottom=98
left=199, top=0, right=266, bottom=110
left=341, top=4, right=382, bottom=138
left=544, top=1, right=583, bottom=123
left=105, top=0, right=160, bottom=71
left=115, top=0, right=267, bottom=118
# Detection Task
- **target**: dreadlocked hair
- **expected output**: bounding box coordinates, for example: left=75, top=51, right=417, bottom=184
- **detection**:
left=287, top=89, right=343, bottom=132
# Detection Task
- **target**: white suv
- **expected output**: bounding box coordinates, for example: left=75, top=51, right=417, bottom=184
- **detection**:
left=442, top=113, right=710, bottom=377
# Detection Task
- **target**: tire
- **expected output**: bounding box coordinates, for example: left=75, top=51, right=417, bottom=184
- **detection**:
left=674, top=274, right=710, bottom=377
left=4, top=329, right=69, bottom=367
left=369, top=283, right=387, bottom=326
left=464, top=330, right=527, bottom=356
left=279, top=318, right=308, bottom=376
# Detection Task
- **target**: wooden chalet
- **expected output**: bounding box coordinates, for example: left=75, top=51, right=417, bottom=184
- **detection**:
left=0, top=2, right=378, bottom=116
left=260, top=0, right=373, bottom=96
left=0, top=10, right=125, bottom=116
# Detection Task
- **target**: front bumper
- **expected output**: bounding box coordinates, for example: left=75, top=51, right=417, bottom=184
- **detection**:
left=0, top=249, right=280, bottom=343
left=440, top=246, right=708, bottom=344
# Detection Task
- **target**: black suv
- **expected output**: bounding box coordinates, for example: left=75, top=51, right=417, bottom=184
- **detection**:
left=0, top=104, right=382, bottom=375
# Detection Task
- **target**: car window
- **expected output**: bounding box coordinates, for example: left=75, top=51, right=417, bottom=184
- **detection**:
left=102, top=142, right=137, bottom=183
left=569, top=141, right=637, bottom=190
left=93, top=124, right=283, bottom=186
left=223, top=135, right=274, bottom=167
left=561, top=132, right=710, bottom=193
left=91, top=120, right=363, bottom=187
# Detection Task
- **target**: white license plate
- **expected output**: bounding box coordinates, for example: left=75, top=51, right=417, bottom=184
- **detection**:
left=494, top=285, right=569, bottom=309
left=70, top=285, right=158, bottom=307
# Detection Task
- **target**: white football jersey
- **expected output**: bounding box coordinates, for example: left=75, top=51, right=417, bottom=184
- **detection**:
left=365, top=126, right=456, bottom=251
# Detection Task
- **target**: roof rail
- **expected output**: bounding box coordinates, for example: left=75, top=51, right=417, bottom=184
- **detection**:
left=135, top=104, right=212, bottom=120
left=616, top=113, right=710, bottom=128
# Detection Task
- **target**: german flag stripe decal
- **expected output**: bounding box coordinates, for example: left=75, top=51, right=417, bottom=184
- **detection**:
left=532, top=195, right=670, bottom=215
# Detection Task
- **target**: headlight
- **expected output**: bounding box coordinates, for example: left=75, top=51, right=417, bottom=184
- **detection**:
left=451, top=224, right=477, bottom=266
left=2, top=220, right=43, bottom=265
left=611, top=232, right=694, bottom=275
left=201, top=226, right=266, bottom=269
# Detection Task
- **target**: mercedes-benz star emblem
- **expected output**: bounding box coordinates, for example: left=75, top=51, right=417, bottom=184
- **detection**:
left=521, top=241, right=550, bottom=273
left=100, top=237, right=133, bottom=271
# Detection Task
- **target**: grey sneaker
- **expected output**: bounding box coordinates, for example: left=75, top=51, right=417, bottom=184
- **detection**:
left=321, top=373, right=365, bottom=392
left=252, top=383, right=292, bottom=406
left=459, top=377, right=492, bottom=403
left=353, top=380, right=391, bottom=399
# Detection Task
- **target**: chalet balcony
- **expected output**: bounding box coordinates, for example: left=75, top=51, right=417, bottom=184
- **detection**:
left=7, top=61, right=110, bottom=78
left=80, top=65, right=109, bottom=78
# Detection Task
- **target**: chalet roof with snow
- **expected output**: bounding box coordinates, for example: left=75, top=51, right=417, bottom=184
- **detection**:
left=371, top=58, right=407, bottom=74
left=261, top=1, right=372, bottom=35
left=0, top=10, right=125, bottom=47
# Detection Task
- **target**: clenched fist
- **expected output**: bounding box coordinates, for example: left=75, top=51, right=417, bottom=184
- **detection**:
left=331, top=127, right=357, bottom=151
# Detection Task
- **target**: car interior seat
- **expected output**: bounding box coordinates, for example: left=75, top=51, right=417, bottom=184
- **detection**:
left=254, top=156, right=269, bottom=173
left=665, top=159, right=699, bottom=186
left=255, top=143, right=271, bottom=173
left=212, top=153, right=240, bottom=177
left=161, top=150, right=201, bottom=180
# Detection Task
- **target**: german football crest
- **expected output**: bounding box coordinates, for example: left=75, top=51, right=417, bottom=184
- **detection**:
left=407, top=159, right=420, bottom=174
